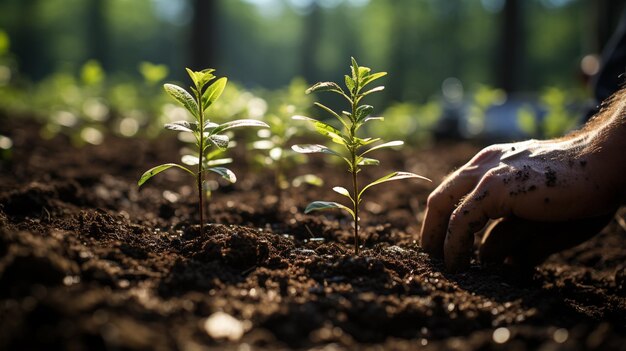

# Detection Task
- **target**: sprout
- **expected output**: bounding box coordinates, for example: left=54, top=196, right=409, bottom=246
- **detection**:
left=138, top=68, right=269, bottom=233
left=292, top=57, right=430, bottom=254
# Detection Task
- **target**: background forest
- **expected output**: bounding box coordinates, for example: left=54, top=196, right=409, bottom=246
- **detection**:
left=0, top=0, right=624, bottom=143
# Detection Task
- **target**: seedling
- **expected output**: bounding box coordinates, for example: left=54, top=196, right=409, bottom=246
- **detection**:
left=138, top=68, right=269, bottom=232
left=292, top=57, right=430, bottom=254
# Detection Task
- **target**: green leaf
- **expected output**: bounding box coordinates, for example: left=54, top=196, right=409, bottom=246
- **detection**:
left=207, top=167, right=237, bottom=183
left=211, top=119, right=269, bottom=135
left=304, top=201, right=354, bottom=218
left=291, top=144, right=351, bottom=167
left=306, top=81, right=344, bottom=95
left=350, top=57, right=359, bottom=81
left=313, top=102, right=349, bottom=130
left=292, top=174, right=324, bottom=187
left=186, top=68, right=215, bottom=89
left=359, top=171, right=431, bottom=198
left=344, top=75, right=355, bottom=92
left=362, top=72, right=387, bottom=87
left=292, top=144, right=342, bottom=157
left=361, top=86, right=385, bottom=96
left=356, top=137, right=381, bottom=146
left=209, top=134, right=230, bottom=149
left=355, top=105, right=374, bottom=121
left=205, top=158, right=232, bottom=167
left=332, top=186, right=354, bottom=203
left=164, top=120, right=197, bottom=133
left=357, top=66, right=371, bottom=80
left=163, top=84, right=199, bottom=119
left=202, top=77, right=227, bottom=109
left=138, top=163, right=195, bottom=187
left=363, top=116, right=384, bottom=123
left=332, top=186, right=349, bottom=196
left=204, top=121, right=220, bottom=130
left=362, top=140, right=404, bottom=155
left=358, top=157, right=379, bottom=166
left=292, top=115, right=346, bottom=146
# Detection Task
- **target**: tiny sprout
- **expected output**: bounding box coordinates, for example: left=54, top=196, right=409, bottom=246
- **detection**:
left=138, top=68, right=268, bottom=232
left=292, top=57, right=430, bottom=254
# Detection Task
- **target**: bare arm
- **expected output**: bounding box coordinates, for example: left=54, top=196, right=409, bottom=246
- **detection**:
left=420, top=89, right=626, bottom=271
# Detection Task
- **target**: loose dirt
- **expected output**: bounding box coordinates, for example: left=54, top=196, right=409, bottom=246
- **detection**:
left=1, top=117, right=625, bottom=350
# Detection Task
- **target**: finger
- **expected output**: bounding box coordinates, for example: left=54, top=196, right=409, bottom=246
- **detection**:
left=480, top=214, right=614, bottom=267
left=420, top=175, right=476, bottom=257
left=444, top=174, right=508, bottom=271
left=478, top=218, right=517, bottom=265
left=421, top=146, right=505, bottom=257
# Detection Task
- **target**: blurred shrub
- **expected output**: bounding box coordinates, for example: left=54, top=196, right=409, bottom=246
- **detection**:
left=517, top=87, right=580, bottom=139
left=465, top=84, right=506, bottom=137
left=370, top=99, right=441, bottom=147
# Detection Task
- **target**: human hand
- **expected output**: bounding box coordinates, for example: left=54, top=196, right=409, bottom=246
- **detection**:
left=478, top=214, right=613, bottom=267
left=420, top=137, right=624, bottom=271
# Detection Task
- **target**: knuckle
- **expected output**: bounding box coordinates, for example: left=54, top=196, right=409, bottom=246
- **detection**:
left=469, top=146, right=504, bottom=166
left=426, top=191, right=444, bottom=208
left=481, top=170, right=501, bottom=184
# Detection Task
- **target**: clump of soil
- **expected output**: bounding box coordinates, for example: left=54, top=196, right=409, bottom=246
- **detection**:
left=1, top=119, right=626, bottom=350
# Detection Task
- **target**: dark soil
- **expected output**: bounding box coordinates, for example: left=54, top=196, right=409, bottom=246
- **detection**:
left=1, top=118, right=626, bottom=351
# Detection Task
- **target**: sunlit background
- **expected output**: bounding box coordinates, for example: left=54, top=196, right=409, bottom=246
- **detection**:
left=0, top=0, right=624, bottom=145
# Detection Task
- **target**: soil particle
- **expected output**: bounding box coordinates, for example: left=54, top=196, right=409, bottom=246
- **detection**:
left=0, top=229, right=78, bottom=297
left=514, top=165, right=531, bottom=182
left=616, top=266, right=626, bottom=295
left=544, top=167, right=557, bottom=187
left=474, top=191, right=489, bottom=202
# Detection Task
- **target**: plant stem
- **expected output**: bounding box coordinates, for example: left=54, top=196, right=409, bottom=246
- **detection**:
left=350, top=94, right=360, bottom=255
left=198, top=168, right=204, bottom=233
left=197, top=92, right=205, bottom=234
left=351, top=163, right=359, bottom=255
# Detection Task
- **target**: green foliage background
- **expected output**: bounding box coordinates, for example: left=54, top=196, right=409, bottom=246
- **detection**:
left=0, top=0, right=616, bottom=103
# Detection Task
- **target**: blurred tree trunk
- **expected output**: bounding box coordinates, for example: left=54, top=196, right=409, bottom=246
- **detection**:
left=386, top=0, right=411, bottom=102
left=300, top=3, right=321, bottom=83
left=13, top=0, right=47, bottom=80
left=86, top=0, right=109, bottom=69
left=190, top=0, right=218, bottom=70
left=591, top=0, right=625, bottom=52
left=496, top=0, right=524, bottom=93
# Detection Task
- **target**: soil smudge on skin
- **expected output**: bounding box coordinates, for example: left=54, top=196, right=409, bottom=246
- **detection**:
left=514, top=165, right=531, bottom=182
left=544, top=167, right=557, bottom=187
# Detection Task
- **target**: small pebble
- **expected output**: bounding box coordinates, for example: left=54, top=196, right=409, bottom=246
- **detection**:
left=203, top=312, right=245, bottom=341
left=492, top=327, right=510, bottom=344
left=553, top=328, right=568, bottom=343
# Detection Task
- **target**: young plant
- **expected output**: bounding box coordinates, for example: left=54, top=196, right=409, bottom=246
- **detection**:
left=138, top=68, right=269, bottom=232
left=292, top=57, right=430, bottom=255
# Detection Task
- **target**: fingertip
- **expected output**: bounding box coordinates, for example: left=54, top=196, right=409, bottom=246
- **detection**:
left=478, top=218, right=511, bottom=266
left=444, top=253, right=471, bottom=272
left=420, top=206, right=448, bottom=258
left=444, top=225, right=473, bottom=272
left=420, top=222, right=445, bottom=258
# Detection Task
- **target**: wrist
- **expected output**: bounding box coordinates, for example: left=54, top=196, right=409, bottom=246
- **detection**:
left=582, top=110, right=626, bottom=202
